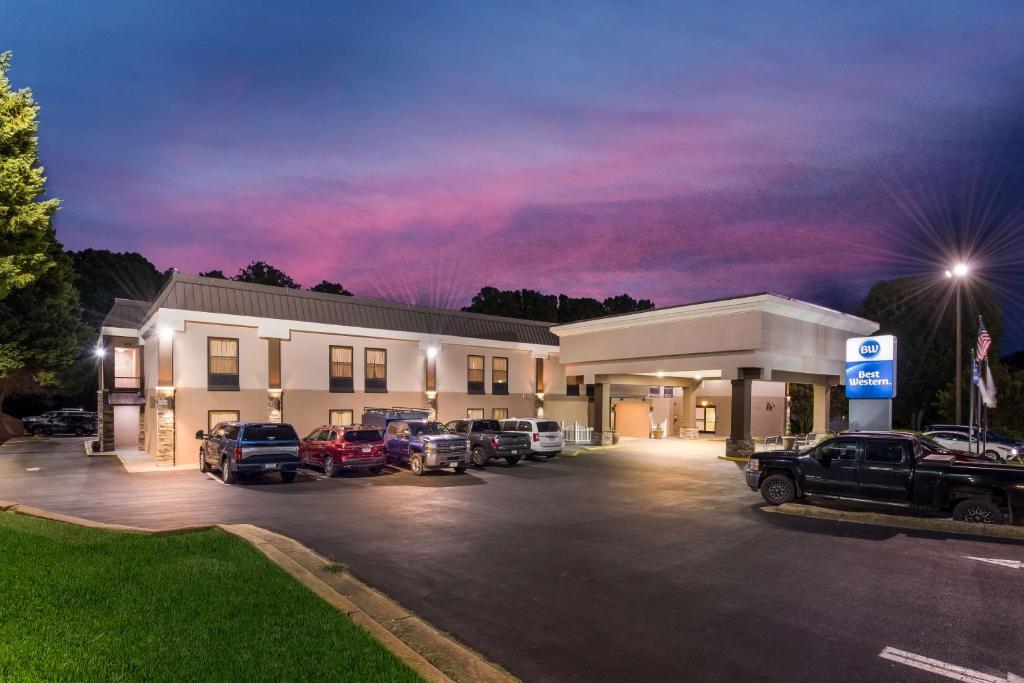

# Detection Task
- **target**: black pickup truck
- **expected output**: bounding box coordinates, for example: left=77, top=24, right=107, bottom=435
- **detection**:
left=746, top=431, right=1024, bottom=525
left=445, top=419, right=531, bottom=467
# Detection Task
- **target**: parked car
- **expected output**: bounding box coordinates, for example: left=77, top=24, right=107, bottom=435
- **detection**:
left=24, top=409, right=94, bottom=435
left=445, top=419, right=531, bottom=467
left=926, top=424, right=1024, bottom=459
left=499, top=418, right=564, bottom=459
left=28, top=411, right=97, bottom=436
left=746, top=431, right=1024, bottom=524
left=196, top=422, right=301, bottom=484
left=924, top=430, right=1019, bottom=463
left=300, top=425, right=386, bottom=476
left=382, top=420, right=468, bottom=475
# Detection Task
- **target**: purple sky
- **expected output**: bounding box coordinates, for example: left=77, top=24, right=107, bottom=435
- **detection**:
left=7, top=2, right=1024, bottom=343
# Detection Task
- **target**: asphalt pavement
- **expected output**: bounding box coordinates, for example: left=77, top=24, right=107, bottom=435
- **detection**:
left=1, top=436, right=1021, bottom=682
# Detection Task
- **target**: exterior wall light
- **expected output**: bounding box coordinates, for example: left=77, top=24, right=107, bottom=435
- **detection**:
left=159, top=326, right=173, bottom=341
left=426, top=346, right=439, bottom=360
left=425, top=390, right=437, bottom=400
left=94, top=347, right=106, bottom=358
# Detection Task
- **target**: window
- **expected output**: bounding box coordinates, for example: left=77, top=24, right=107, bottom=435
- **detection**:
left=329, top=409, right=354, bottom=427
left=208, top=338, right=239, bottom=391
left=820, top=439, right=858, bottom=461
left=468, top=355, right=485, bottom=394
left=492, top=357, right=508, bottom=395
left=492, top=407, right=509, bottom=420
left=365, top=348, right=387, bottom=392
left=663, top=387, right=674, bottom=398
left=467, top=408, right=484, bottom=419
left=566, top=376, right=581, bottom=396
left=864, top=440, right=906, bottom=465
left=208, top=410, right=239, bottom=431
left=113, top=347, right=140, bottom=389
left=329, top=346, right=353, bottom=393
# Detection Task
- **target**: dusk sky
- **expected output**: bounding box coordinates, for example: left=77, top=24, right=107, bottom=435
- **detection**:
left=5, top=2, right=1024, bottom=346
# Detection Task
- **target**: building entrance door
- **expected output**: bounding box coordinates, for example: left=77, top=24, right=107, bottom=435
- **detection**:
left=695, top=405, right=717, bottom=433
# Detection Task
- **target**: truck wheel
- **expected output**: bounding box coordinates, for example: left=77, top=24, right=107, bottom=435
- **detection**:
left=220, top=456, right=236, bottom=485
left=410, top=453, right=424, bottom=476
left=281, top=471, right=297, bottom=483
left=323, top=455, right=336, bottom=478
left=952, top=498, right=1004, bottom=524
left=471, top=447, right=488, bottom=467
left=760, top=474, right=795, bottom=505
left=505, top=456, right=521, bottom=466
left=198, top=450, right=210, bottom=473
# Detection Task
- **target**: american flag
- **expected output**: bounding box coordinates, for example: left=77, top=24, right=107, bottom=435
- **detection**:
left=977, top=320, right=992, bottom=362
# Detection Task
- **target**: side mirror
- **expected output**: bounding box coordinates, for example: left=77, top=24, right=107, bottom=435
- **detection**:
left=195, top=430, right=205, bottom=440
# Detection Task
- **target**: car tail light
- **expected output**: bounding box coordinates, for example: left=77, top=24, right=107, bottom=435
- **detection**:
left=233, top=446, right=242, bottom=461
left=533, top=433, right=540, bottom=442
left=492, top=436, right=499, bottom=449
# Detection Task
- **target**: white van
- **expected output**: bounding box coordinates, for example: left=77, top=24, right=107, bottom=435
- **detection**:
left=500, top=418, right=564, bottom=458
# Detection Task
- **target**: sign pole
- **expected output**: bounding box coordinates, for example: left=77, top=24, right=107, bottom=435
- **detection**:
left=968, top=352, right=975, bottom=455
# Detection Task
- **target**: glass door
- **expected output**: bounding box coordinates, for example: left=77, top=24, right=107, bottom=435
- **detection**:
left=695, top=405, right=717, bottom=433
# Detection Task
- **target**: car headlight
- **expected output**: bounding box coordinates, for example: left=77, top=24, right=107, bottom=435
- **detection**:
left=747, top=458, right=760, bottom=471
left=1011, top=448, right=1019, bottom=457
left=425, top=443, right=437, bottom=455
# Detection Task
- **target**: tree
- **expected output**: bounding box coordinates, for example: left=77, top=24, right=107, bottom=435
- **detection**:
left=556, top=294, right=605, bottom=323
left=602, top=294, right=655, bottom=317
left=0, top=51, right=61, bottom=300
left=234, top=261, right=299, bottom=289
left=309, top=280, right=352, bottom=296
left=70, top=249, right=167, bottom=329
left=198, top=269, right=226, bottom=279
left=461, top=287, right=654, bottom=323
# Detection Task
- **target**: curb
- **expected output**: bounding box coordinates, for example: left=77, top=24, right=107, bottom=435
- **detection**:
left=0, top=503, right=518, bottom=683
left=764, top=503, right=1024, bottom=542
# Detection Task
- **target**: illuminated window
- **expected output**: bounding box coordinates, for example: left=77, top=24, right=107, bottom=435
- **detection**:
left=208, top=338, right=239, bottom=391
left=492, top=407, right=509, bottom=420
left=365, top=348, right=387, bottom=392
left=113, top=347, right=140, bottom=389
left=329, top=346, right=353, bottom=392
left=329, top=409, right=354, bottom=427
left=468, top=355, right=485, bottom=394
left=492, top=357, right=508, bottom=395
left=208, top=410, right=239, bottom=431
left=467, top=408, right=484, bottom=419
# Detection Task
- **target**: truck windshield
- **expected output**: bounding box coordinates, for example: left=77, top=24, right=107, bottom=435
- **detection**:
left=242, top=425, right=299, bottom=442
left=409, top=422, right=450, bottom=436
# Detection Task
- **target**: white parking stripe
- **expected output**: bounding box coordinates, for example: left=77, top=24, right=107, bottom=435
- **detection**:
left=25, top=467, right=41, bottom=472
left=879, top=647, right=1016, bottom=683
left=965, top=556, right=1023, bottom=570
left=205, top=472, right=226, bottom=486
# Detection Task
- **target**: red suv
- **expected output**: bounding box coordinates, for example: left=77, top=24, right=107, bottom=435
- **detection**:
left=300, top=425, right=386, bottom=477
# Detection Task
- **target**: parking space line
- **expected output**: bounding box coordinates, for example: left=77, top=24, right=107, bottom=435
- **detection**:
left=205, top=472, right=226, bottom=486
left=25, top=467, right=41, bottom=472
left=964, top=556, right=1023, bottom=570
left=879, top=646, right=1016, bottom=682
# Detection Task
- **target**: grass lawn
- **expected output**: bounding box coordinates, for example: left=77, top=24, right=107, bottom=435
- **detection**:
left=0, top=513, right=423, bottom=682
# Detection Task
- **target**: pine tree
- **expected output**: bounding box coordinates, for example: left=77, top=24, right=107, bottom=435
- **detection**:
left=0, top=51, right=61, bottom=300
left=0, top=52, right=87, bottom=411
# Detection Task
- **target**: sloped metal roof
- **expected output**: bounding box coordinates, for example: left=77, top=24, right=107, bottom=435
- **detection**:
left=102, top=298, right=151, bottom=329
left=141, top=274, right=560, bottom=346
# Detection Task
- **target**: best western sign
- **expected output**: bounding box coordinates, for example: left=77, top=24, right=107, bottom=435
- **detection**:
left=845, top=335, right=897, bottom=400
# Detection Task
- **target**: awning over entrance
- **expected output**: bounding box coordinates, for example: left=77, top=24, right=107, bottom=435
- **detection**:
left=551, top=293, right=878, bottom=455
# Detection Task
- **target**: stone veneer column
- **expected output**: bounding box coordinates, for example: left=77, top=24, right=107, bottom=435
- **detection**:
left=725, top=379, right=755, bottom=458
left=137, top=404, right=146, bottom=451
left=155, top=389, right=175, bottom=466
left=97, top=390, right=114, bottom=452
left=267, top=391, right=283, bottom=423
left=591, top=383, right=616, bottom=445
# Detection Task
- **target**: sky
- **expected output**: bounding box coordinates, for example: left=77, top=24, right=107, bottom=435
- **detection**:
left=5, top=1, right=1024, bottom=347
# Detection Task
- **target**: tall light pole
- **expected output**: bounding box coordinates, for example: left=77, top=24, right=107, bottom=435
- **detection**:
left=945, top=262, right=969, bottom=424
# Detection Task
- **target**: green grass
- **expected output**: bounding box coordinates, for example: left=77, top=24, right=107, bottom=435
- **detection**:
left=0, top=513, right=422, bottom=683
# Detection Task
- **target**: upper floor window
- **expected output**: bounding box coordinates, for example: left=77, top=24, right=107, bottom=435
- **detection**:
left=113, top=347, right=140, bottom=389
left=329, top=346, right=353, bottom=393
left=365, top=348, right=387, bottom=392
left=567, top=375, right=582, bottom=396
left=492, top=357, right=508, bottom=395
left=468, top=355, right=485, bottom=394
left=208, top=338, right=239, bottom=391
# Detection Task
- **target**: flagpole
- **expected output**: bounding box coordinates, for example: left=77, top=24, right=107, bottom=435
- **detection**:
left=968, top=351, right=975, bottom=455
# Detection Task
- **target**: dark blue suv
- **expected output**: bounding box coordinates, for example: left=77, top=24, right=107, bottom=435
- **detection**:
left=196, top=422, right=301, bottom=484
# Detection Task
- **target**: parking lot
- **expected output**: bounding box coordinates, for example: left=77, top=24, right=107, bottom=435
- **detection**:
left=2, top=436, right=1022, bottom=682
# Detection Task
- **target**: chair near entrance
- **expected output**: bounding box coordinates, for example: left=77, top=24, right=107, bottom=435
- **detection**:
left=758, top=435, right=780, bottom=452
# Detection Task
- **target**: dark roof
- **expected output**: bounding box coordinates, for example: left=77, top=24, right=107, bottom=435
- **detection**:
left=102, top=298, right=151, bottom=329
left=141, top=274, right=559, bottom=346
